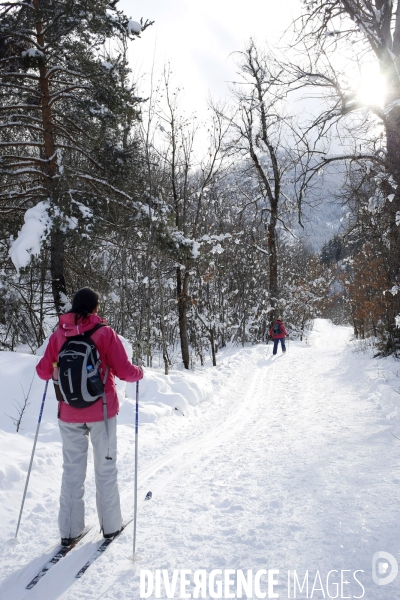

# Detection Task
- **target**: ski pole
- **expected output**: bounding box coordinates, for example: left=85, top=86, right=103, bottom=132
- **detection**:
left=133, top=380, right=139, bottom=557
left=14, top=379, right=49, bottom=540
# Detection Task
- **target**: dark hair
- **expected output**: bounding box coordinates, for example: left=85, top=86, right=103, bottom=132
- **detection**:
left=70, top=287, right=100, bottom=324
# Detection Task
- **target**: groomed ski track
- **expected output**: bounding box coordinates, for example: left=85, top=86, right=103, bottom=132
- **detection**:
left=1, top=320, right=400, bottom=599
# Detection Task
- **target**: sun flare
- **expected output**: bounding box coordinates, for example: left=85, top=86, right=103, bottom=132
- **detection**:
left=357, top=63, right=386, bottom=107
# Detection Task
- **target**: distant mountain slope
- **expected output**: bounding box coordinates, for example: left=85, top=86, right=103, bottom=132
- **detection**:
left=296, top=167, right=347, bottom=251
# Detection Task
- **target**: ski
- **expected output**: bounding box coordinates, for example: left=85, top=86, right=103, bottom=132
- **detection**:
left=26, top=524, right=94, bottom=590
left=75, top=518, right=132, bottom=579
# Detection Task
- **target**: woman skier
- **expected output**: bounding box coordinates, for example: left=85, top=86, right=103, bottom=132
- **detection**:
left=269, top=317, right=288, bottom=355
left=36, top=287, right=143, bottom=546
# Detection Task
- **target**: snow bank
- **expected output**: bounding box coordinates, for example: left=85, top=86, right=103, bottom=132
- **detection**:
left=0, top=352, right=55, bottom=437
left=0, top=343, right=211, bottom=438
left=121, top=369, right=212, bottom=424
left=9, top=201, right=52, bottom=271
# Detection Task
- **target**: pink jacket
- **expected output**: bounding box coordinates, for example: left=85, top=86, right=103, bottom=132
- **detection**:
left=269, top=320, right=288, bottom=339
left=36, top=313, right=143, bottom=423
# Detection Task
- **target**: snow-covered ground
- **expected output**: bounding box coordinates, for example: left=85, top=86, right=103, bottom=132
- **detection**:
left=0, top=320, right=399, bottom=599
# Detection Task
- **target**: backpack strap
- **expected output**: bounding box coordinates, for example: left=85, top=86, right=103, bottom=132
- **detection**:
left=81, top=323, right=106, bottom=337
left=102, top=366, right=112, bottom=460
left=85, top=324, right=113, bottom=458
left=63, top=323, right=106, bottom=344
left=81, top=323, right=112, bottom=459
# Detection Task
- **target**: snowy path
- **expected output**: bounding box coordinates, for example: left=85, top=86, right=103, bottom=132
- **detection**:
left=1, top=320, right=400, bottom=599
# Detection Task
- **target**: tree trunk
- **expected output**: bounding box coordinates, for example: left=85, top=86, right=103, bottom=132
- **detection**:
left=157, top=265, right=169, bottom=375
left=385, top=110, right=400, bottom=277
left=300, top=312, right=306, bottom=341
left=160, top=316, right=169, bottom=375
left=38, top=254, right=46, bottom=345
left=177, top=267, right=190, bottom=369
left=268, top=199, right=279, bottom=325
left=210, top=325, right=217, bottom=366
left=146, top=278, right=152, bottom=367
left=35, top=1, right=66, bottom=314
left=50, top=229, right=66, bottom=315
left=353, top=318, right=359, bottom=339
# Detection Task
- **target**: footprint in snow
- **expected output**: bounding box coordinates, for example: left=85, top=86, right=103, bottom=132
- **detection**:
left=217, top=499, right=232, bottom=508
left=223, top=504, right=244, bottom=513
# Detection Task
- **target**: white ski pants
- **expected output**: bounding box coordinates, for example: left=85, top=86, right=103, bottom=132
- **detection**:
left=58, top=417, right=122, bottom=538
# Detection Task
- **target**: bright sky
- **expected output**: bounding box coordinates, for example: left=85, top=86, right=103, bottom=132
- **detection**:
left=120, top=0, right=300, bottom=112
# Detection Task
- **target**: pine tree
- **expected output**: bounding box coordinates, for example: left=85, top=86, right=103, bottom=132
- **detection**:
left=0, top=0, right=152, bottom=312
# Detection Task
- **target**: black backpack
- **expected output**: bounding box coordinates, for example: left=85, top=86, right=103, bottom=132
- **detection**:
left=273, top=323, right=282, bottom=335
left=58, top=324, right=107, bottom=408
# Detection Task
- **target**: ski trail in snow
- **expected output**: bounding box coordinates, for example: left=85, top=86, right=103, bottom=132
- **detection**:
left=3, top=321, right=400, bottom=600
left=138, top=361, right=276, bottom=501
left=62, top=351, right=274, bottom=600
left=56, top=356, right=276, bottom=600
left=0, top=347, right=270, bottom=600
left=65, top=322, right=400, bottom=600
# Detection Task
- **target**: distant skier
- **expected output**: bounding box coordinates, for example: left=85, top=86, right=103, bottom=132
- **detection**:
left=36, top=287, right=143, bottom=547
left=269, top=318, right=288, bottom=355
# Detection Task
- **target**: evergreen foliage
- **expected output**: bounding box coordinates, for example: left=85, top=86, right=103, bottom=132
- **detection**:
left=0, top=0, right=152, bottom=313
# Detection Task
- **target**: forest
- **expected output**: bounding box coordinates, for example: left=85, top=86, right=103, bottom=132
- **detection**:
left=1, top=0, right=400, bottom=370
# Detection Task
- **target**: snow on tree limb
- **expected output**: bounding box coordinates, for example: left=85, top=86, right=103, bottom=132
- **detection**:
left=9, top=201, right=52, bottom=271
